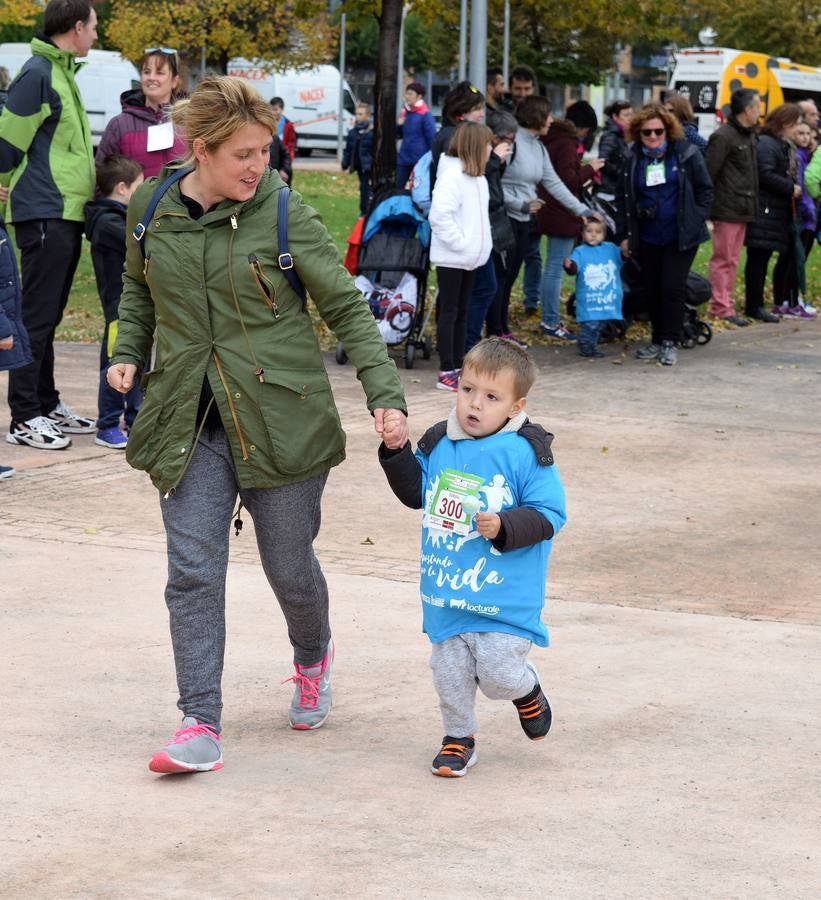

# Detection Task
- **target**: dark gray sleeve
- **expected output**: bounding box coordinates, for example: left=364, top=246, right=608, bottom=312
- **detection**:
left=492, top=507, right=554, bottom=552
left=378, top=441, right=423, bottom=509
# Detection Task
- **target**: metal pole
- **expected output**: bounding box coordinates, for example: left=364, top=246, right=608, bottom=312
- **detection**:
left=459, top=0, right=468, bottom=82
left=396, top=4, right=407, bottom=119
left=502, top=0, right=510, bottom=87
left=337, top=12, right=346, bottom=164
left=468, top=0, right=486, bottom=93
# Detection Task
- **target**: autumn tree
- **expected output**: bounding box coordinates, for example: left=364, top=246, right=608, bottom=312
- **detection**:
left=0, top=0, right=41, bottom=42
left=106, top=0, right=334, bottom=74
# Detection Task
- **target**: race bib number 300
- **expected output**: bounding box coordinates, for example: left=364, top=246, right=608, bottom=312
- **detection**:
left=427, top=469, right=484, bottom=535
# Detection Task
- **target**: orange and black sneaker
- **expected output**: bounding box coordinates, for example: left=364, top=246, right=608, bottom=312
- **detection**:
left=513, top=677, right=553, bottom=741
left=431, top=735, right=477, bottom=777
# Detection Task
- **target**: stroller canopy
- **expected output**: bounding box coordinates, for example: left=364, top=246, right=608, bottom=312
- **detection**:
left=364, top=190, right=431, bottom=249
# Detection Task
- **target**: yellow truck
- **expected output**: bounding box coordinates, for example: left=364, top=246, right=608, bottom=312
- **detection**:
left=668, top=47, right=821, bottom=136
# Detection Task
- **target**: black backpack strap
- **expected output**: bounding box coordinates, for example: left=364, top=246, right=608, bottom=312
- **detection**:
left=132, top=166, right=193, bottom=258
left=277, top=186, right=307, bottom=308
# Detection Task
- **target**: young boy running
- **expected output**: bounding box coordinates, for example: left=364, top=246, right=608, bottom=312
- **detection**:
left=379, top=337, right=566, bottom=776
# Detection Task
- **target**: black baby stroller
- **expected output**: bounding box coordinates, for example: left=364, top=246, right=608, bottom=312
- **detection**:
left=579, top=191, right=713, bottom=348
left=621, top=261, right=713, bottom=348
left=336, top=187, right=432, bottom=369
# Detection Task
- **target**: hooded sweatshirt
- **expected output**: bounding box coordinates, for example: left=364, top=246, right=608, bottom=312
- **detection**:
left=502, top=128, right=594, bottom=223
left=96, top=89, right=187, bottom=178
left=429, top=154, right=492, bottom=271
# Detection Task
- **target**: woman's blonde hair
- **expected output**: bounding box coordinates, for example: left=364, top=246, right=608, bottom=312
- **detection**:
left=447, top=121, right=493, bottom=176
left=171, top=75, right=277, bottom=164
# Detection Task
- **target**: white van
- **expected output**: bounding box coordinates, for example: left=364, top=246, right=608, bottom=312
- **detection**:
left=226, top=60, right=357, bottom=154
left=0, top=44, right=139, bottom=147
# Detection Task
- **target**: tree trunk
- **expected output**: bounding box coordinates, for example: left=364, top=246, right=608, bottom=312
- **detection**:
left=371, top=0, right=403, bottom=194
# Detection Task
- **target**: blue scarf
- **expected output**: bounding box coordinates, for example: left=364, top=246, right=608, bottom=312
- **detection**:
left=641, top=141, right=668, bottom=159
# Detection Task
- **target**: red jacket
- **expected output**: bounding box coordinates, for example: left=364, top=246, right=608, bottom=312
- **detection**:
left=535, top=119, right=595, bottom=238
left=278, top=117, right=297, bottom=159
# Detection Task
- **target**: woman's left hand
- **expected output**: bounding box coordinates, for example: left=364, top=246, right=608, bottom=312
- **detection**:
left=374, top=408, right=408, bottom=448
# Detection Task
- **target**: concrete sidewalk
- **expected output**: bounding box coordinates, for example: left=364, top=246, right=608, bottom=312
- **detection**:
left=1, top=321, right=819, bottom=898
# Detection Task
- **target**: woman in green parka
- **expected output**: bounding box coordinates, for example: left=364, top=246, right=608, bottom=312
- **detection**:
left=107, top=76, right=408, bottom=775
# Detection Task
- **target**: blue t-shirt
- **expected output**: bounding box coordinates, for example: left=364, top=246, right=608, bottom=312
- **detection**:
left=415, top=429, right=567, bottom=647
left=570, top=242, right=624, bottom=321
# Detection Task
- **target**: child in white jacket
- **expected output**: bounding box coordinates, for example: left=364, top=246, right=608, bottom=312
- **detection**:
left=429, top=121, right=493, bottom=391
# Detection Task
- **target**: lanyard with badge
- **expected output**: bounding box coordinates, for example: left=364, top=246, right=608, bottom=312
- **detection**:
left=645, top=159, right=666, bottom=187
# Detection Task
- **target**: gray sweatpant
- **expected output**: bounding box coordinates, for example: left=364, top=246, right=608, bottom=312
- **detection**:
left=429, top=632, right=537, bottom=737
left=159, top=429, right=331, bottom=730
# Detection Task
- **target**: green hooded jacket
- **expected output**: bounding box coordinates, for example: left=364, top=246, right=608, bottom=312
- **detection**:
left=111, top=167, right=407, bottom=495
left=0, top=37, right=95, bottom=224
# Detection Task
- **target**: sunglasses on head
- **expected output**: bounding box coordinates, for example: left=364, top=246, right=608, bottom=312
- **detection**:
left=641, top=127, right=665, bottom=137
left=144, top=47, right=178, bottom=58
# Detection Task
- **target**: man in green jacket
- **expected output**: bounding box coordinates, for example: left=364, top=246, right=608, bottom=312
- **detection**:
left=705, top=88, right=761, bottom=326
left=0, top=0, right=97, bottom=450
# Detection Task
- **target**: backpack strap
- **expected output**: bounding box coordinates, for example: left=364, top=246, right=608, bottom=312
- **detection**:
left=277, top=186, right=307, bottom=308
left=132, top=166, right=193, bottom=258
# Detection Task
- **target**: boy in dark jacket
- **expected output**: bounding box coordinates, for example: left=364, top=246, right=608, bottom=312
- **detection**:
left=1, top=218, right=33, bottom=475
left=342, top=102, right=374, bottom=216
left=84, top=155, right=143, bottom=449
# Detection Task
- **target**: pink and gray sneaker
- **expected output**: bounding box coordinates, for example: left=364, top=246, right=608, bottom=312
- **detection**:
left=148, top=716, right=223, bottom=774
left=284, top=639, right=335, bottom=730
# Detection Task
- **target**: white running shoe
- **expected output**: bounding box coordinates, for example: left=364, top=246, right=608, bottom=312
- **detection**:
left=6, top=416, right=71, bottom=450
left=47, top=400, right=96, bottom=434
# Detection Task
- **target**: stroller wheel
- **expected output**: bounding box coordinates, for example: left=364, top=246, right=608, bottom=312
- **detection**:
left=404, top=342, right=416, bottom=369
left=335, top=342, right=348, bottom=365
left=681, top=334, right=696, bottom=349
left=422, top=336, right=432, bottom=360
left=697, top=322, right=712, bottom=345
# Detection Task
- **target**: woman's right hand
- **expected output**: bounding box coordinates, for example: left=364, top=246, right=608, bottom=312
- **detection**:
left=527, top=198, right=544, bottom=214
left=492, top=141, right=512, bottom=161
left=107, top=362, right=138, bottom=393
left=0, top=335, right=13, bottom=350
left=620, top=239, right=630, bottom=257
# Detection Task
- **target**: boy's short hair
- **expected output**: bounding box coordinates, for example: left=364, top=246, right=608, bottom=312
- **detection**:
left=356, top=101, right=371, bottom=114
left=269, top=96, right=284, bottom=108
left=96, top=154, right=143, bottom=197
left=462, top=337, right=538, bottom=398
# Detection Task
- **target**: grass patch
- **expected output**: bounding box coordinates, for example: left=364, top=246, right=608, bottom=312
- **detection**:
left=7, top=170, right=819, bottom=347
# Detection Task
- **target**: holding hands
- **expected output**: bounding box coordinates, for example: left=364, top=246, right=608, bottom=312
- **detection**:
left=375, top=407, right=408, bottom=450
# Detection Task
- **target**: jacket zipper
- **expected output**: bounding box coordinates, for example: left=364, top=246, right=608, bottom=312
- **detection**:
left=213, top=351, right=248, bottom=460
left=248, top=254, right=280, bottom=318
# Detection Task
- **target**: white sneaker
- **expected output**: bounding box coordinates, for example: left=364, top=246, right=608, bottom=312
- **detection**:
left=47, top=400, right=96, bottom=434
left=798, top=295, right=817, bottom=315
left=6, top=416, right=71, bottom=450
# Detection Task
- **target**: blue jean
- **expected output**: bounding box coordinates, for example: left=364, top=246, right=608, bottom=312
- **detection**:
left=97, top=318, right=142, bottom=429
left=97, top=369, right=142, bottom=430
left=522, top=232, right=542, bottom=310
left=578, top=320, right=603, bottom=353
left=540, top=235, right=575, bottom=329
left=465, top=255, right=498, bottom=352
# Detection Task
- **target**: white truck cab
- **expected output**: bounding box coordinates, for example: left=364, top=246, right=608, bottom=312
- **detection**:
left=226, top=60, right=357, bottom=155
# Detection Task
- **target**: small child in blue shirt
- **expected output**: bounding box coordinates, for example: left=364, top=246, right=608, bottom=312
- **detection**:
left=563, top=218, right=624, bottom=358
left=379, top=337, right=567, bottom=778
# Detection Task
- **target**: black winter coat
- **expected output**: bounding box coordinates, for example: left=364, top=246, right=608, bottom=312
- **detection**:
left=744, top=133, right=795, bottom=252
left=705, top=117, right=758, bottom=222
left=84, top=198, right=127, bottom=317
left=615, top=140, right=713, bottom=254
left=486, top=151, right=515, bottom=253
left=598, top=119, right=629, bottom=196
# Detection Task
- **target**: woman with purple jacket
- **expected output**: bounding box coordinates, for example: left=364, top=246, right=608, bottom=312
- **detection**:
left=96, top=48, right=186, bottom=178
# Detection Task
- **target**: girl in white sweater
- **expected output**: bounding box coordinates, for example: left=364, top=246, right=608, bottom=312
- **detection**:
left=428, top=121, right=493, bottom=391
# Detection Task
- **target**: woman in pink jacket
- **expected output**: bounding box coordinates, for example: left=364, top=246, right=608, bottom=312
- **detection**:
left=96, top=48, right=186, bottom=178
